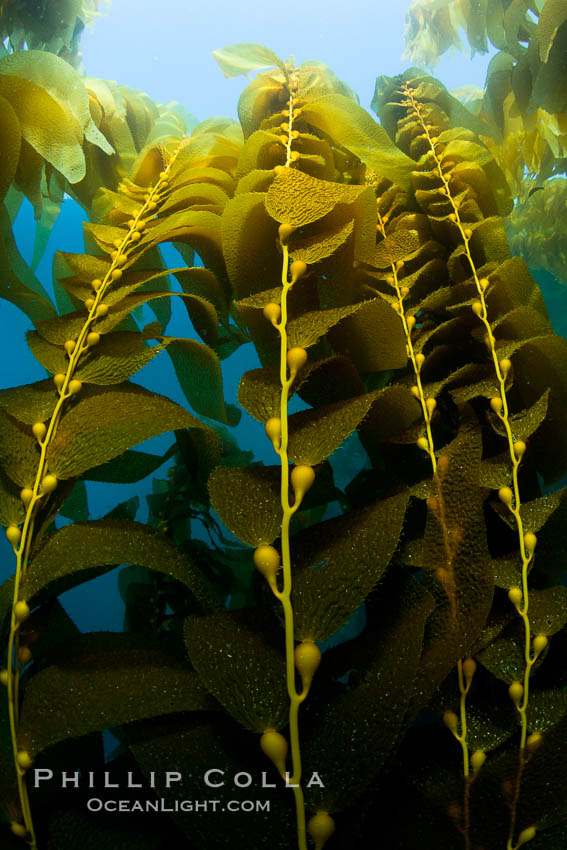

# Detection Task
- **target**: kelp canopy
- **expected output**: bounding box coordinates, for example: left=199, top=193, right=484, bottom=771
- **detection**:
left=0, top=0, right=107, bottom=67
left=0, top=13, right=566, bottom=850
left=404, top=0, right=567, bottom=293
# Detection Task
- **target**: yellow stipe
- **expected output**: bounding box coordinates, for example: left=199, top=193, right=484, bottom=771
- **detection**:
left=398, top=85, right=493, bottom=850
left=377, top=211, right=437, bottom=476
left=401, top=82, right=536, bottom=850
left=5, top=137, right=188, bottom=848
left=256, top=71, right=316, bottom=850
left=457, top=659, right=471, bottom=778
left=269, top=238, right=308, bottom=850
left=377, top=207, right=458, bottom=618
left=285, top=87, right=296, bottom=169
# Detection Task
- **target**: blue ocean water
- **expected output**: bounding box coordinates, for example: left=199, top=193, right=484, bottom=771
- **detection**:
left=2, top=0, right=564, bottom=632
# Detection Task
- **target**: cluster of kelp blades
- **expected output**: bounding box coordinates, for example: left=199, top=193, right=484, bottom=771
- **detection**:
left=0, top=0, right=106, bottom=67
left=404, top=0, right=567, bottom=286
left=0, top=32, right=566, bottom=850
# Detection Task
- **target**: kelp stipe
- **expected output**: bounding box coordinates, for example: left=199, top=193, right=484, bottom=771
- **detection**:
left=374, top=103, right=482, bottom=847
left=2, top=139, right=190, bottom=845
left=257, top=224, right=317, bottom=850
left=0, top=96, right=242, bottom=845
left=400, top=77, right=542, bottom=850
left=253, top=65, right=337, bottom=850
left=373, top=69, right=567, bottom=849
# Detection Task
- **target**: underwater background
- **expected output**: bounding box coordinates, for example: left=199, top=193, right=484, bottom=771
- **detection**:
left=2, top=2, right=567, bottom=849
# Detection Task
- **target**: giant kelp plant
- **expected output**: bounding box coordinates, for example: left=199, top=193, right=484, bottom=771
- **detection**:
left=1, top=12, right=567, bottom=850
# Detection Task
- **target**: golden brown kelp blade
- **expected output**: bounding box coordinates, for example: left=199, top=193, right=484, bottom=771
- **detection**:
left=508, top=177, right=567, bottom=293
